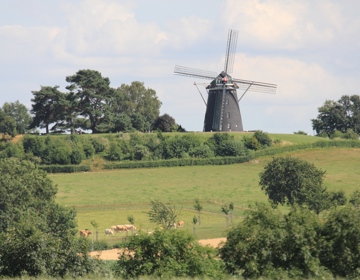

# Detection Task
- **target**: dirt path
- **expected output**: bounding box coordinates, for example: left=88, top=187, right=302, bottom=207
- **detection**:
left=89, top=238, right=226, bottom=260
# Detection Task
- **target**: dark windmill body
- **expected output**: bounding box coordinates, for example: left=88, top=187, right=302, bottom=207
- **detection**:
left=174, top=29, right=277, bottom=132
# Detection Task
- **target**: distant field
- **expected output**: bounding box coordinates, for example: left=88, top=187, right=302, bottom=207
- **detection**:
left=51, top=143, right=360, bottom=241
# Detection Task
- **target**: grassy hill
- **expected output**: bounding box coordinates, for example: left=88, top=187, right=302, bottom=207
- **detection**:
left=49, top=133, right=360, bottom=243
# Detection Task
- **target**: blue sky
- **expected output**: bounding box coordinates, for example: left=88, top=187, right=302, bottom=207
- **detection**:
left=1, top=0, right=360, bottom=134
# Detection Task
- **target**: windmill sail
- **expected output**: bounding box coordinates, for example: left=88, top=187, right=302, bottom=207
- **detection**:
left=174, top=29, right=277, bottom=132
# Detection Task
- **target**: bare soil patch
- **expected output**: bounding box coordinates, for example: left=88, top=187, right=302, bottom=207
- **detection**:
left=89, top=238, right=226, bottom=260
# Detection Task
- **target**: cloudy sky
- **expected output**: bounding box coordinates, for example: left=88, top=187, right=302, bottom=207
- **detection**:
left=1, top=0, right=359, bottom=134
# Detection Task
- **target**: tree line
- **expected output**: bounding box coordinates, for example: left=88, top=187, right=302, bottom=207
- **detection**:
left=0, top=131, right=272, bottom=166
left=0, top=69, right=185, bottom=137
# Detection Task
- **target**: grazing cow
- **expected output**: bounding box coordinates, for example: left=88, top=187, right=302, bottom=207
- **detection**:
left=105, top=229, right=114, bottom=236
left=79, top=229, right=92, bottom=238
left=177, top=221, right=184, bottom=227
left=111, top=225, right=117, bottom=232
left=115, top=225, right=128, bottom=232
left=124, top=224, right=137, bottom=231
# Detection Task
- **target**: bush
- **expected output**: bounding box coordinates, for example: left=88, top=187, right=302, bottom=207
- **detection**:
left=133, top=144, right=150, bottom=160
left=91, top=137, right=108, bottom=153
left=114, top=229, right=225, bottom=279
left=107, top=142, right=123, bottom=161
left=254, top=130, right=272, bottom=147
left=219, top=203, right=331, bottom=279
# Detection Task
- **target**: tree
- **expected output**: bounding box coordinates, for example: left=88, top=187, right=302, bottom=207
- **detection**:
left=114, top=81, right=161, bottom=126
left=312, top=95, right=360, bottom=136
left=114, top=229, right=225, bottom=279
left=221, top=202, right=234, bottom=228
left=0, top=158, right=102, bottom=277
left=152, top=113, right=176, bottom=132
left=2, top=100, right=32, bottom=134
left=259, top=156, right=327, bottom=209
left=193, top=198, right=203, bottom=225
left=30, top=86, right=67, bottom=134
left=146, top=199, right=180, bottom=229
left=0, top=109, right=16, bottom=137
left=66, top=69, right=113, bottom=133
left=320, top=206, right=360, bottom=278
left=219, top=203, right=330, bottom=279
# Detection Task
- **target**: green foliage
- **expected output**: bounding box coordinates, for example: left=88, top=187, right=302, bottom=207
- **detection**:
left=219, top=203, right=331, bottom=279
left=312, top=95, right=360, bottom=137
left=2, top=100, right=32, bottom=134
left=0, top=108, right=17, bottom=137
left=320, top=205, right=360, bottom=278
left=107, top=142, right=123, bottom=161
left=146, top=199, right=180, bottom=229
left=259, top=156, right=327, bottom=209
left=152, top=113, right=176, bottom=132
left=91, top=137, right=108, bottom=153
left=22, top=135, right=46, bottom=157
left=114, top=229, right=225, bottom=279
left=349, top=190, right=360, bottom=208
left=254, top=130, right=272, bottom=147
left=133, top=144, right=150, bottom=160
left=294, top=130, right=308, bottom=135
left=0, top=158, right=103, bottom=278
left=0, top=141, right=25, bottom=159
left=38, top=164, right=90, bottom=173
left=243, top=135, right=261, bottom=150
left=30, top=86, right=67, bottom=134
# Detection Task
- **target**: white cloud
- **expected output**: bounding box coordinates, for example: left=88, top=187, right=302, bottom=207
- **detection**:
left=224, top=0, right=360, bottom=51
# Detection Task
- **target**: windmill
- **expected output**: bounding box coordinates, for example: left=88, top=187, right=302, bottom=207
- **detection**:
left=174, top=29, right=277, bottom=132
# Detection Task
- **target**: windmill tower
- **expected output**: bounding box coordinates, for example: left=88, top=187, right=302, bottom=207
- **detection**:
left=174, top=29, right=277, bottom=132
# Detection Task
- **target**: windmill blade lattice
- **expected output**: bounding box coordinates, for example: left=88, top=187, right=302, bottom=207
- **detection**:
left=174, top=65, right=217, bottom=80
left=224, top=29, right=239, bottom=75
left=233, top=78, right=277, bottom=94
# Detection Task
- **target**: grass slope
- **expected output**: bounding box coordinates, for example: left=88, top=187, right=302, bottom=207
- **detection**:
left=51, top=140, right=360, bottom=241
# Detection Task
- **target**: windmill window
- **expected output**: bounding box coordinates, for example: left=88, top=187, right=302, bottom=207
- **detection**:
left=227, top=123, right=231, bottom=129
left=226, top=112, right=230, bottom=118
left=226, top=99, right=229, bottom=105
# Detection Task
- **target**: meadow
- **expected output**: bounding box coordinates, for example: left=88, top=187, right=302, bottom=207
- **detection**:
left=50, top=132, right=360, bottom=243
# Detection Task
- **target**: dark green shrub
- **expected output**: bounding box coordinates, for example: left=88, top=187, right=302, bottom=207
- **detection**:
left=254, top=130, right=272, bottom=147
left=38, top=165, right=90, bottom=173
left=70, top=148, right=84, bottom=164
left=81, top=138, right=96, bottom=158
left=133, top=144, right=150, bottom=160
left=243, top=135, right=261, bottom=150
left=22, top=135, right=46, bottom=157
left=0, top=142, right=25, bottom=158
left=114, top=229, right=225, bottom=279
left=107, top=142, right=123, bottom=161
left=91, top=137, right=108, bottom=153
left=293, top=130, right=308, bottom=135
left=320, top=206, right=360, bottom=278
left=219, top=203, right=330, bottom=279
left=189, top=144, right=215, bottom=158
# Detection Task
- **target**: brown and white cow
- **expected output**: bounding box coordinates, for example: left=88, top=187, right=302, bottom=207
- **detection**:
left=79, top=229, right=92, bottom=238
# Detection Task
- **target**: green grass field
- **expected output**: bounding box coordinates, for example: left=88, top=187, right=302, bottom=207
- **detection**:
left=50, top=133, right=360, bottom=242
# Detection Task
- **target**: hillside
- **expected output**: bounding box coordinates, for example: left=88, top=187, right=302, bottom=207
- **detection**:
left=48, top=133, right=360, bottom=241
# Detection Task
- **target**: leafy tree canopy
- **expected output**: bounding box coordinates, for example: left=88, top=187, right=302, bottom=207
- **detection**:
left=146, top=199, right=180, bottom=229
left=114, top=229, right=225, bottom=279
left=152, top=113, right=177, bottom=132
left=2, top=100, right=32, bottom=134
left=259, top=156, right=327, bottom=211
left=312, top=95, right=360, bottom=137
left=0, top=158, right=101, bottom=277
